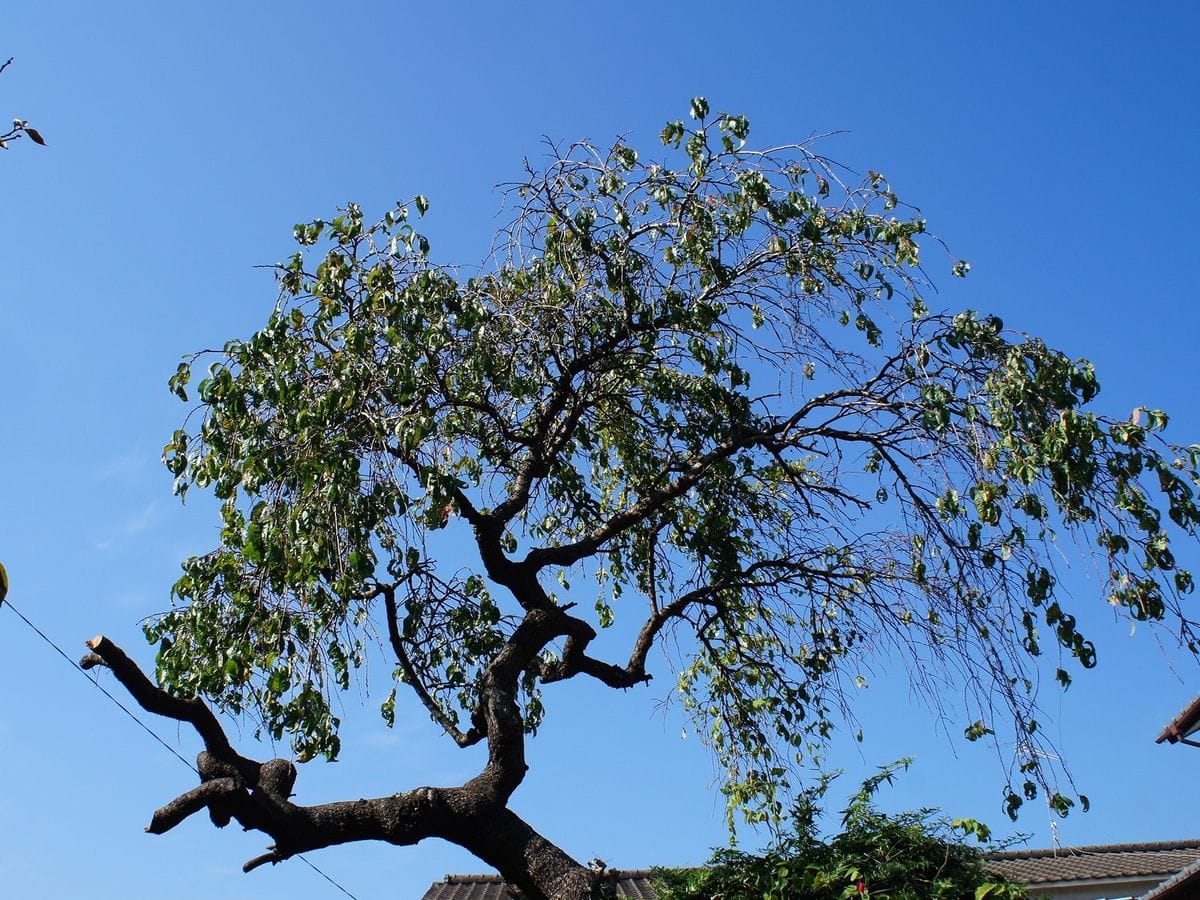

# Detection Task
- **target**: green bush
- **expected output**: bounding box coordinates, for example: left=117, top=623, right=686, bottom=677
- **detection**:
left=654, top=761, right=1030, bottom=900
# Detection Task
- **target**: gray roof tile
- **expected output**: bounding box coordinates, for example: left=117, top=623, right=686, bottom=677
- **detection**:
left=982, top=840, right=1200, bottom=886
left=1142, top=855, right=1200, bottom=898
left=419, top=871, right=661, bottom=900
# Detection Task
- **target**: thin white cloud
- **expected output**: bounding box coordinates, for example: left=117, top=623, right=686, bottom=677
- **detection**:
left=108, top=588, right=158, bottom=610
left=94, top=500, right=162, bottom=552
left=97, top=445, right=153, bottom=482
left=360, top=728, right=412, bottom=750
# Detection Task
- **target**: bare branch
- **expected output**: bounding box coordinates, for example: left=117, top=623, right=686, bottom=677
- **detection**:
left=381, top=586, right=483, bottom=747
left=81, top=635, right=261, bottom=781
left=243, top=850, right=283, bottom=873
left=147, top=778, right=243, bottom=834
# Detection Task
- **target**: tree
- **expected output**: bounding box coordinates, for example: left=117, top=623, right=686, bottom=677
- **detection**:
left=0, top=57, right=46, bottom=150
left=81, top=99, right=1200, bottom=899
left=653, top=761, right=1029, bottom=900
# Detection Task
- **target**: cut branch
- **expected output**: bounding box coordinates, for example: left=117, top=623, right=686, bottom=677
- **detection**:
left=243, top=849, right=282, bottom=873
left=147, top=777, right=243, bottom=834
left=81, top=636, right=262, bottom=781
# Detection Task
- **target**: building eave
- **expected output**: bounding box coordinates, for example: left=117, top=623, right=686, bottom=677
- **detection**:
left=1156, top=693, right=1200, bottom=744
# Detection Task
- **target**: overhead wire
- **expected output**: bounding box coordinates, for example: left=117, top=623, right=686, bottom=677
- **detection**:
left=1, top=596, right=359, bottom=899
left=4, top=599, right=198, bottom=772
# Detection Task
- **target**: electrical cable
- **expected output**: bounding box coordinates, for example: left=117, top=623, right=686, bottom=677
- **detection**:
left=1, top=597, right=360, bottom=899
left=5, top=599, right=198, bottom=772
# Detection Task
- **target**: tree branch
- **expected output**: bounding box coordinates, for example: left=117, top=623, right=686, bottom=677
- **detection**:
left=83, top=636, right=587, bottom=896
left=521, top=420, right=779, bottom=571
left=540, top=587, right=726, bottom=688
left=381, top=586, right=484, bottom=748
left=243, top=849, right=284, bottom=873
left=81, top=635, right=261, bottom=781
left=147, top=778, right=244, bottom=834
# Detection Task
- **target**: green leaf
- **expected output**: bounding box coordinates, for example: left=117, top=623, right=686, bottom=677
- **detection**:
left=964, top=720, right=994, bottom=742
left=659, top=120, right=685, bottom=148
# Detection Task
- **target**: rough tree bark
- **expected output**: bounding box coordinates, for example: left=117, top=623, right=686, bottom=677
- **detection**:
left=82, top=634, right=600, bottom=900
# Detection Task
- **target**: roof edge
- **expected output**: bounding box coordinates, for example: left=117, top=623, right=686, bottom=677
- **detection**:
left=437, top=869, right=664, bottom=885
left=1157, top=694, right=1200, bottom=743
left=983, top=839, right=1200, bottom=861
left=1144, top=856, right=1200, bottom=898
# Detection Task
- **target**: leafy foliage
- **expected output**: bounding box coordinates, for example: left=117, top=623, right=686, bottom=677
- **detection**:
left=150, top=99, right=1200, bottom=825
left=653, top=761, right=1030, bottom=900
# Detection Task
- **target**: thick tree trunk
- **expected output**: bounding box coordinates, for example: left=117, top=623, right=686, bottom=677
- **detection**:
left=276, top=788, right=597, bottom=899
left=266, top=787, right=597, bottom=900
left=454, top=805, right=597, bottom=900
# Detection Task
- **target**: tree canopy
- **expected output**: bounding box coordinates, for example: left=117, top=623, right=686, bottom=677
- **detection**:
left=82, top=99, right=1200, bottom=899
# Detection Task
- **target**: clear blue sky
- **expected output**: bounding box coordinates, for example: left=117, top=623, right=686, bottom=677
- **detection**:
left=2, top=3, right=1199, bottom=897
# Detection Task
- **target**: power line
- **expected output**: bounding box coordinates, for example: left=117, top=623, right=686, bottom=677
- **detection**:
left=298, top=853, right=360, bottom=899
left=1, top=598, right=359, bottom=900
left=4, top=599, right=198, bottom=772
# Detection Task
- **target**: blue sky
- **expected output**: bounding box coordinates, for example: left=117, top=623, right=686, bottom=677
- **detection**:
left=2, top=2, right=1199, bottom=897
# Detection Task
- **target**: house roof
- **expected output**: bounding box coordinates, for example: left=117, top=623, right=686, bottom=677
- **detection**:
left=1142, top=855, right=1200, bottom=899
left=419, top=870, right=659, bottom=900
left=1156, top=693, right=1200, bottom=744
left=422, top=841, right=1200, bottom=899
left=982, top=840, right=1200, bottom=887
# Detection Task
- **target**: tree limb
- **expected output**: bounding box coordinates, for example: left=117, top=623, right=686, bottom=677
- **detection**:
left=83, top=635, right=587, bottom=898
left=81, top=635, right=261, bottom=782
left=243, top=849, right=283, bottom=873
left=147, top=778, right=244, bottom=834
left=381, top=586, right=484, bottom=747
